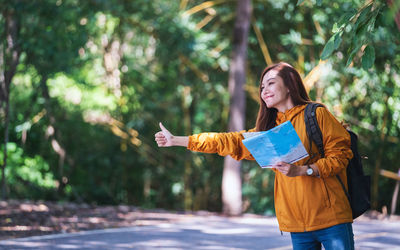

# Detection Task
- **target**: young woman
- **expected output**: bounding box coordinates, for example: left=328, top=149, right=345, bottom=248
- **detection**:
left=155, top=62, right=355, bottom=250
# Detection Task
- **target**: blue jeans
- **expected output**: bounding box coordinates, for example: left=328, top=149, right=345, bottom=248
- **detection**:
left=290, top=223, right=354, bottom=250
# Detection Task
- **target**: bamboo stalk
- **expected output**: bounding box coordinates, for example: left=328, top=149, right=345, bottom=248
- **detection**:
left=251, top=18, right=273, bottom=66
left=183, top=0, right=230, bottom=16
left=380, top=169, right=400, bottom=181
left=372, top=100, right=389, bottom=209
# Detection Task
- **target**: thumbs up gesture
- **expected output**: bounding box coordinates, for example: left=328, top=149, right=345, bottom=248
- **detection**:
left=155, top=122, right=174, bottom=147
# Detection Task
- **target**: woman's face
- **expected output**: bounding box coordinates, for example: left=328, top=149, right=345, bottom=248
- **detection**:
left=261, top=69, right=292, bottom=111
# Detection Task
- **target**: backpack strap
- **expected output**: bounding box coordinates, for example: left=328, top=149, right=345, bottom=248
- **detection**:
left=336, top=175, right=351, bottom=202
left=304, top=103, right=352, bottom=204
left=304, top=103, right=325, bottom=158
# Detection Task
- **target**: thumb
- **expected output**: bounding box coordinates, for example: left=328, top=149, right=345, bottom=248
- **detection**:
left=159, top=122, right=170, bottom=134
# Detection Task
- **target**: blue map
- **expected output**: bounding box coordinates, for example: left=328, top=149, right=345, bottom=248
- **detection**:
left=242, top=121, right=309, bottom=168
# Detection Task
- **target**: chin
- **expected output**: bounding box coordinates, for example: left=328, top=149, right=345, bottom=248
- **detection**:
left=265, top=102, right=276, bottom=109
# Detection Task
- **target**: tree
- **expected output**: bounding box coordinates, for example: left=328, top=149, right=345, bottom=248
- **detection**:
left=0, top=1, right=22, bottom=199
left=2, top=0, right=399, bottom=216
left=222, top=0, right=252, bottom=216
left=315, top=0, right=400, bottom=210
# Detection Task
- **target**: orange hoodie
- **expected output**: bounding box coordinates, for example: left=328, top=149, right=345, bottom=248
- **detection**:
left=187, top=104, right=353, bottom=232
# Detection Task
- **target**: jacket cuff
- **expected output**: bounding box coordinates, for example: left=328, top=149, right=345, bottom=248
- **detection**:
left=314, top=162, right=324, bottom=178
left=186, top=135, right=194, bottom=150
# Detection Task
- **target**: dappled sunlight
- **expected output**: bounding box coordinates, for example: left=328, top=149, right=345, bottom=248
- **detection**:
left=1, top=1, right=399, bottom=249
left=83, top=110, right=141, bottom=147
left=0, top=200, right=190, bottom=240
left=0, top=216, right=291, bottom=249
left=0, top=226, right=53, bottom=232
left=1, top=216, right=399, bottom=249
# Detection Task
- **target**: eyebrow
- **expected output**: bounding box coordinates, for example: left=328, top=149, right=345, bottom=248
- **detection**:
left=263, top=77, right=277, bottom=85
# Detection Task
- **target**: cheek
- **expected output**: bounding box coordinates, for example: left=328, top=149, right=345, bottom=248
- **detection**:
left=278, top=86, right=289, bottom=96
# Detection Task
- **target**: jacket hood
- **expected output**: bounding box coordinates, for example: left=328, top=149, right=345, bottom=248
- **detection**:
left=276, top=104, right=307, bottom=124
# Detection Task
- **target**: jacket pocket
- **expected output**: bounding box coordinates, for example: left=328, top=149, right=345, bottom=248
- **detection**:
left=320, top=179, right=331, bottom=208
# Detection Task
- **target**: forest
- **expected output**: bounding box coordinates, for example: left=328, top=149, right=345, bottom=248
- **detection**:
left=1, top=0, right=400, bottom=216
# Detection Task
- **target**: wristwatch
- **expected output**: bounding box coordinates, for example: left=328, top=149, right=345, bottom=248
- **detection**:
left=306, top=165, right=314, bottom=176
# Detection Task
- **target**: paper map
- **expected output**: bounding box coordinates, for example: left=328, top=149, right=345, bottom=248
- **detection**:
left=242, top=121, right=309, bottom=168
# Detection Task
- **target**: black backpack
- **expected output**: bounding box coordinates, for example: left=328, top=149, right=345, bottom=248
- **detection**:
left=304, top=103, right=371, bottom=219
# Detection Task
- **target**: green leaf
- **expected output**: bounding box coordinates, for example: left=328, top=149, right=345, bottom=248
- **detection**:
left=332, top=23, right=340, bottom=33
left=345, top=51, right=356, bottom=67
left=362, top=45, right=375, bottom=70
left=334, top=32, right=342, bottom=50
left=297, top=0, right=305, bottom=6
left=354, top=5, right=373, bottom=30
left=366, top=9, right=380, bottom=33
left=316, top=0, right=322, bottom=6
left=345, top=43, right=362, bottom=67
left=320, top=35, right=335, bottom=60
left=338, top=10, right=357, bottom=27
left=345, top=34, right=364, bottom=67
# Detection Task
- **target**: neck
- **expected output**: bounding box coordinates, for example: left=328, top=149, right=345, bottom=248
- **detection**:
left=276, top=99, right=295, bottom=113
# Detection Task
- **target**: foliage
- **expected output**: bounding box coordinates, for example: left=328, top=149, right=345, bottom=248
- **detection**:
left=0, top=143, right=56, bottom=199
left=320, top=1, right=382, bottom=69
left=242, top=161, right=275, bottom=215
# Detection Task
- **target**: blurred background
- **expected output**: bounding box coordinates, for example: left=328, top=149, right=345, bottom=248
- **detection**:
left=0, top=0, right=399, bottom=218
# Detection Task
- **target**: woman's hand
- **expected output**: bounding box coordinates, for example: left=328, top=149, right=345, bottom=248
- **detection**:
left=273, top=162, right=306, bottom=177
left=155, top=122, right=174, bottom=147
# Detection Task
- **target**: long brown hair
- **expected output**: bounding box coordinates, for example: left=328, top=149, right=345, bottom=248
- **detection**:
left=255, top=62, right=311, bottom=131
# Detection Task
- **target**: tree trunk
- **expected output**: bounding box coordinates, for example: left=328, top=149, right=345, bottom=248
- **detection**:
left=182, top=86, right=193, bottom=210
left=372, top=99, right=389, bottom=209
left=222, top=0, right=252, bottom=216
left=40, top=75, right=67, bottom=195
left=1, top=6, right=21, bottom=200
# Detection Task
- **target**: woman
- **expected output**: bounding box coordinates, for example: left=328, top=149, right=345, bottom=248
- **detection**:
left=155, top=62, right=355, bottom=249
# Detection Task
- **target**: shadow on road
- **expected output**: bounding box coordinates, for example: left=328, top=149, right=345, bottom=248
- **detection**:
left=0, top=215, right=400, bottom=249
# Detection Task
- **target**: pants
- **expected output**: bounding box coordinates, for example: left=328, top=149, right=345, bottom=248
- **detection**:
left=290, top=223, right=355, bottom=250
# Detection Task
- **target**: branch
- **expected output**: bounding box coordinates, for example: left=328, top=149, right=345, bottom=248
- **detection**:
left=251, top=17, right=273, bottom=66
left=182, top=0, right=231, bottom=16
left=387, top=0, right=400, bottom=31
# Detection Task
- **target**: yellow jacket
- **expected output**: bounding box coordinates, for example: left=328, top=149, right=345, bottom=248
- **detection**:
left=187, top=104, right=353, bottom=232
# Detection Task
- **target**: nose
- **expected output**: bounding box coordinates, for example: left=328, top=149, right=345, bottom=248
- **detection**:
left=261, top=86, right=268, bottom=96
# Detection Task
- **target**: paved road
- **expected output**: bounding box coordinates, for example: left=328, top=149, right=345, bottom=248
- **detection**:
left=0, top=216, right=399, bottom=249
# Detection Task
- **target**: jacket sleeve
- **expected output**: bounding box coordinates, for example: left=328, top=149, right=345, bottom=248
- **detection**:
left=187, top=130, right=255, bottom=161
left=314, top=108, right=353, bottom=178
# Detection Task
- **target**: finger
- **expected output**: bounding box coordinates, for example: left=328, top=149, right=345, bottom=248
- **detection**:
left=155, top=132, right=165, bottom=138
left=159, top=122, right=169, bottom=133
left=155, top=138, right=167, bottom=143
left=275, top=165, right=288, bottom=173
left=275, top=168, right=287, bottom=175
left=158, top=140, right=169, bottom=147
left=156, top=140, right=167, bottom=146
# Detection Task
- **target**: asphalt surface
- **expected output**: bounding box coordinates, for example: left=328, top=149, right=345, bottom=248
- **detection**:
left=0, top=215, right=399, bottom=249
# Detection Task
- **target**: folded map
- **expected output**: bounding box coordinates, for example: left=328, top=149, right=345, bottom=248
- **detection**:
left=242, top=121, right=309, bottom=168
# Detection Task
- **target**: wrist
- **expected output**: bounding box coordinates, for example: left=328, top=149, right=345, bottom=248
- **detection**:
left=171, top=136, right=189, bottom=147
left=305, top=164, right=319, bottom=177
left=302, top=165, right=309, bottom=176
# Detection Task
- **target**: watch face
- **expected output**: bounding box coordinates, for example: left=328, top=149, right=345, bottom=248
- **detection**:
left=307, top=168, right=313, bottom=175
